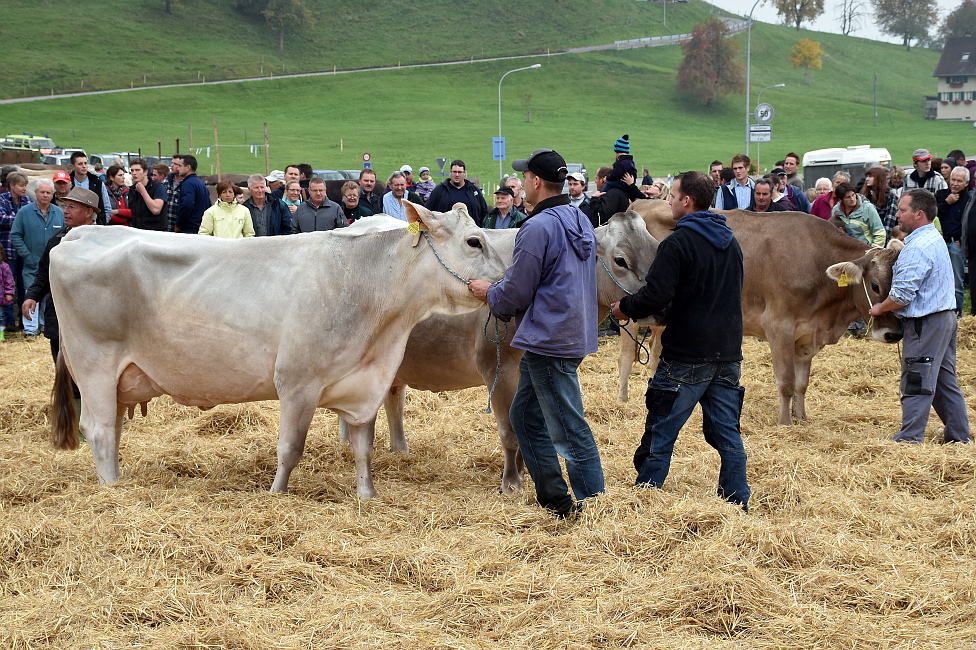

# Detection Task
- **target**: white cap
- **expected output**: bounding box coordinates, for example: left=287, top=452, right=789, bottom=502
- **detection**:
left=400, top=165, right=413, bottom=173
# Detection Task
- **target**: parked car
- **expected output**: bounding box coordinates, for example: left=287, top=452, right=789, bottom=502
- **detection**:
left=311, top=169, right=346, bottom=181
left=3, top=133, right=58, bottom=155
left=338, top=170, right=362, bottom=180
left=143, top=156, right=173, bottom=168
left=41, top=154, right=74, bottom=166
left=801, top=145, right=891, bottom=190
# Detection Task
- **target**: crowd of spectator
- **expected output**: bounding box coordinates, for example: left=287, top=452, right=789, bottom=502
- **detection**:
left=3, top=142, right=976, bottom=339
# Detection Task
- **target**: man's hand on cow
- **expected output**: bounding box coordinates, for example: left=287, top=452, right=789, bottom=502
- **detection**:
left=468, top=280, right=491, bottom=302
left=610, top=301, right=628, bottom=321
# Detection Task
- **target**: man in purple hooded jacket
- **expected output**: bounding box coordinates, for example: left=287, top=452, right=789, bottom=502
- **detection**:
left=469, top=148, right=604, bottom=518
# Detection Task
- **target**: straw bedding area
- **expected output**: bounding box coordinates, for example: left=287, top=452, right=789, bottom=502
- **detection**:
left=1, top=325, right=975, bottom=649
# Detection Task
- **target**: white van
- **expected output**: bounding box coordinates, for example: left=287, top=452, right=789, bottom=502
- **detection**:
left=802, top=145, right=892, bottom=188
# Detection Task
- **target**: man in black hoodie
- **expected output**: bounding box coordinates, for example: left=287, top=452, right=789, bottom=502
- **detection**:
left=611, top=170, right=750, bottom=511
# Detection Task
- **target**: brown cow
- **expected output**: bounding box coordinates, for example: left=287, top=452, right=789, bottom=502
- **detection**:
left=625, top=199, right=903, bottom=425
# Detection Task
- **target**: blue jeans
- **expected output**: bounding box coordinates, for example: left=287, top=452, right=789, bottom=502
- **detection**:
left=635, top=359, right=750, bottom=509
left=947, top=240, right=965, bottom=315
left=510, top=351, right=605, bottom=514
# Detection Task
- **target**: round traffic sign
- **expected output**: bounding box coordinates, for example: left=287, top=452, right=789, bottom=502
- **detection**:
left=754, top=103, right=774, bottom=124
left=363, top=153, right=371, bottom=162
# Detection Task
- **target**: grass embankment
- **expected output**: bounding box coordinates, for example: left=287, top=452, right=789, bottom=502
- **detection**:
left=0, top=0, right=713, bottom=99
left=0, top=4, right=962, bottom=183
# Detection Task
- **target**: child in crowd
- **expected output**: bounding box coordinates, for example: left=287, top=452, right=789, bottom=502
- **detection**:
left=415, top=167, right=436, bottom=203
left=0, top=248, right=14, bottom=341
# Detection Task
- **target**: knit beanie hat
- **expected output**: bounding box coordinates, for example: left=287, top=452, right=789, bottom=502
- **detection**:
left=613, top=134, right=630, bottom=154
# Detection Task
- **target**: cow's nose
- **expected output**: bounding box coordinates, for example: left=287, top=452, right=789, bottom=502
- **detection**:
left=885, top=331, right=903, bottom=343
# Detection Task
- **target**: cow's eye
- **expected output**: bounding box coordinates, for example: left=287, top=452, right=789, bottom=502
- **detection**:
left=614, top=256, right=628, bottom=269
left=872, top=282, right=880, bottom=293
left=466, top=237, right=483, bottom=249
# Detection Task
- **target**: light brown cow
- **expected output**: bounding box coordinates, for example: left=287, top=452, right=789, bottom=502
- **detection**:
left=340, top=211, right=660, bottom=493
left=624, top=199, right=903, bottom=425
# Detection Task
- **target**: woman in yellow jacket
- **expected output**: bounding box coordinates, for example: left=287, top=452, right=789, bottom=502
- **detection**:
left=198, top=180, right=255, bottom=238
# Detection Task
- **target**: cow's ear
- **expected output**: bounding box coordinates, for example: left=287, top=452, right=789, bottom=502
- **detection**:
left=403, top=201, right=431, bottom=231
left=825, top=260, right=863, bottom=286
left=887, top=238, right=905, bottom=252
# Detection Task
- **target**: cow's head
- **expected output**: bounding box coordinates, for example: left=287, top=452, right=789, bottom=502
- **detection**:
left=595, top=211, right=660, bottom=319
left=404, top=201, right=508, bottom=314
left=825, top=241, right=903, bottom=343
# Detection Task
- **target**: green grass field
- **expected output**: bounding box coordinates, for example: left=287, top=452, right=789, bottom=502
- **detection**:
left=0, top=0, right=714, bottom=99
left=0, top=1, right=966, bottom=185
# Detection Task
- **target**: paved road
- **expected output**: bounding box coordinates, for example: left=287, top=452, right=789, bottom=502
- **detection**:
left=0, top=19, right=747, bottom=106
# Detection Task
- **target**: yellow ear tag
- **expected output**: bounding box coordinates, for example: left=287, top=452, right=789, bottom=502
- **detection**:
left=837, top=272, right=850, bottom=287
left=407, top=221, right=421, bottom=235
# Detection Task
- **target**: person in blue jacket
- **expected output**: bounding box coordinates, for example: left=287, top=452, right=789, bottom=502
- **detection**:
left=174, top=154, right=211, bottom=233
left=468, top=148, right=604, bottom=519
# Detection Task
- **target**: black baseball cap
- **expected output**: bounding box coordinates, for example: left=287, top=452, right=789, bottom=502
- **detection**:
left=512, top=148, right=569, bottom=183
left=770, top=167, right=787, bottom=176
left=494, top=186, right=515, bottom=197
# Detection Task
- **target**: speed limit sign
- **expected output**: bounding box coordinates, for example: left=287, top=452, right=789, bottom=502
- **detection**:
left=363, top=153, right=371, bottom=162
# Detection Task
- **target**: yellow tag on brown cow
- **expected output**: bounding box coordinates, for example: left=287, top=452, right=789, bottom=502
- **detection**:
left=837, top=272, right=850, bottom=287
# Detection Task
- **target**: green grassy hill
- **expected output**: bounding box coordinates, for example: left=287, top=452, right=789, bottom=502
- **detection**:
left=0, top=0, right=717, bottom=98
left=0, top=0, right=962, bottom=184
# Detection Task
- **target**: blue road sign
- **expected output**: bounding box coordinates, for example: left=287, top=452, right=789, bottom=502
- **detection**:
left=492, top=137, right=506, bottom=162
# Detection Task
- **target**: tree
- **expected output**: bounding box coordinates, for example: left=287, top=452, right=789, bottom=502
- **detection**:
left=772, top=0, right=826, bottom=31
left=871, top=0, right=936, bottom=51
left=161, top=0, right=185, bottom=14
left=262, top=0, right=316, bottom=53
left=676, top=17, right=744, bottom=107
left=839, top=0, right=867, bottom=35
left=789, top=38, right=823, bottom=83
left=941, top=0, right=976, bottom=41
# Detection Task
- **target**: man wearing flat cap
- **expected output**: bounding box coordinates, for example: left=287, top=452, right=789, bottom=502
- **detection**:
left=23, top=187, right=98, bottom=365
left=904, top=149, right=947, bottom=194
left=469, top=148, right=604, bottom=519
left=482, top=186, right=526, bottom=229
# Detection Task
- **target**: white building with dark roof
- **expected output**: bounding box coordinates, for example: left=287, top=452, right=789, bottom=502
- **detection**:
left=934, top=36, right=976, bottom=120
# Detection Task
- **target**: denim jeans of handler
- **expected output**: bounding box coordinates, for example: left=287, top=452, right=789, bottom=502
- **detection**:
left=635, top=359, right=750, bottom=509
left=510, top=351, right=605, bottom=515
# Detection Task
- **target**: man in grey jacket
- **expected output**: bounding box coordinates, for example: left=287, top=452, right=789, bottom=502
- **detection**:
left=290, top=178, right=345, bottom=233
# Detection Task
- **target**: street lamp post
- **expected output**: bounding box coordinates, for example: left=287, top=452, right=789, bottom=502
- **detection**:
left=744, top=0, right=763, bottom=158
left=755, top=83, right=785, bottom=170
left=498, top=64, right=541, bottom=182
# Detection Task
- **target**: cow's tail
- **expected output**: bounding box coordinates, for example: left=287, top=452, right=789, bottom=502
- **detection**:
left=51, top=350, right=79, bottom=450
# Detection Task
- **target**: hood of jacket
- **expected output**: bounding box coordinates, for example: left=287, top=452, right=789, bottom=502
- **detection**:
left=675, top=209, right=734, bottom=250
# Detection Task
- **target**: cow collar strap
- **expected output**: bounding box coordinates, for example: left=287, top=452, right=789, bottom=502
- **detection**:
left=422, top=230, right=471, bottom=286
left=598, top=256, right=634, bottom=296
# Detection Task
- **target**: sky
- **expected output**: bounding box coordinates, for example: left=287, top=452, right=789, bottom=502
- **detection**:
left=702, top=0, right=960, bottom=44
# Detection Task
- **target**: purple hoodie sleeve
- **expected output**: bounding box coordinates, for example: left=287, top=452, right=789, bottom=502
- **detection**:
left=487, top=245, right=544, bottom=322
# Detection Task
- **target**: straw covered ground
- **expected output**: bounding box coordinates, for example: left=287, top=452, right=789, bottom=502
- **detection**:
left=2, top=324, right=976, bottom=649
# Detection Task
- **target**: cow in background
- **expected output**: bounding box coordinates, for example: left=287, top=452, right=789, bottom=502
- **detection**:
left=626, top=199, right=903, bottom=425
left=48, top=204, right=507, bottom=499
left=341, top=211, right=660, bottom=493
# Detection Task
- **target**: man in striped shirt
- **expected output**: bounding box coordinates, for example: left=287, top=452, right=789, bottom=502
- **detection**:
left=869, top=188, right=971, bottom=445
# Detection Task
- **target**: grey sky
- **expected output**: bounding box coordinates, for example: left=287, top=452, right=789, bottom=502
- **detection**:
left=702, top=0, right=957, bottom=44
